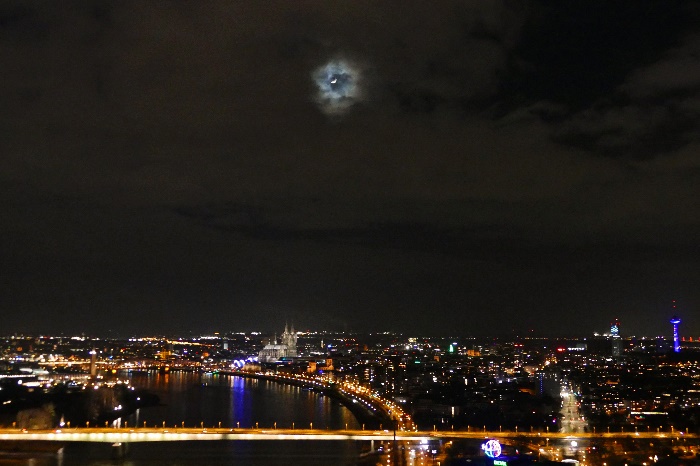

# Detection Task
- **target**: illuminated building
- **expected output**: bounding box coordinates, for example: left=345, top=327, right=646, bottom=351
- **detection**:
left=670, top=315, right=681, bottom=353
left=258, top=324, right=298, bottom=362
left=611, top=318, right=621, bottom=357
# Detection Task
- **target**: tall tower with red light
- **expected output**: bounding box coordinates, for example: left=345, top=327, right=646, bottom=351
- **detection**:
left=670, top=300, right=681, bottom=353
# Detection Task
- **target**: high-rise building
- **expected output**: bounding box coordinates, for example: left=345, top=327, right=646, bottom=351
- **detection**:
left=611, top=318, right=622, bottom=357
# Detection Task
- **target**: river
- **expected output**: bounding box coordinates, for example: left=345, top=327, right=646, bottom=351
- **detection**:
left=125, top=371, right=361, bottom=430
left=5, top=371, right=371, bottom=466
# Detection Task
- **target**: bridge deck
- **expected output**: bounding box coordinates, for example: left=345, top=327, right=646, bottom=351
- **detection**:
left=0, top=428, right=694, bottom=443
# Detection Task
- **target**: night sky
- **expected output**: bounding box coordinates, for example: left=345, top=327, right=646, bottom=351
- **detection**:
left=2, top=1, right=699, bottom=337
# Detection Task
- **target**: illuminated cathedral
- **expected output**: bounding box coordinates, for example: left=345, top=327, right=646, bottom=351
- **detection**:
left=258, top=324, right=298, bottom=362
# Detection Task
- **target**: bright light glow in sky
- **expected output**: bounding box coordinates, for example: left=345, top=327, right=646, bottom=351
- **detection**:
left=313, top=60, right=360, bottom=115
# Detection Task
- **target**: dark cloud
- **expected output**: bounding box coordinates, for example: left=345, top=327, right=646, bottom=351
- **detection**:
left=498, top=1, right=700, bottom=159
left=0, top=1, right=698, bottom=337
left=501, top=0, right=694, bottom=109
left=175, top=202, right=699, bottom=269
left=553, top=100, right=697, bottom=159
left=549, top=32, right=700, bottom=159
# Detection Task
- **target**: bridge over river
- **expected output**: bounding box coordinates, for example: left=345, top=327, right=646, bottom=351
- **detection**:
left=0, top=427, right=695, bottom=443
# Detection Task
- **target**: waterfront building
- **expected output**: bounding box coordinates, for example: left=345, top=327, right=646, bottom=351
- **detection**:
left=258, top=324, right=298, bottom=362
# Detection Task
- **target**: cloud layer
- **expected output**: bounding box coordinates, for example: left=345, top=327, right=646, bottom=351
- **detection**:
left=1, top=1, right=698, bottom=336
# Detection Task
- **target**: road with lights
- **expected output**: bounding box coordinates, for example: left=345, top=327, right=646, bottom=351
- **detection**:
left=228, top=371, right=413, bottom=431
left=560, top=384, right=588, bottom=434
left=0, top=427, right=695, bottom=442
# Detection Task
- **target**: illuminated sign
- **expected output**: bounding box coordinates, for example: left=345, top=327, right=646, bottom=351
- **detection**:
left=494, top=461, right=508, bottom=466
left=482, top=439, right=502, bottom=458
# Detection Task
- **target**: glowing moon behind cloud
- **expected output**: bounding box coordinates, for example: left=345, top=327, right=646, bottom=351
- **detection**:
left=313, top=60, right=360, bottom=116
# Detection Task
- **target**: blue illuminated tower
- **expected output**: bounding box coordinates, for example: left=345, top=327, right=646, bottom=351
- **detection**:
left=670, top=315, right=681, bottom=353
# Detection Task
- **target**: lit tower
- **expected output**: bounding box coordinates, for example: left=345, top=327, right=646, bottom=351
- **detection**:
left=610, top=318, right=620, bottom=336
left=610, top=318, right=621, bottom=357
left=670, top=315, right=681, bottom=353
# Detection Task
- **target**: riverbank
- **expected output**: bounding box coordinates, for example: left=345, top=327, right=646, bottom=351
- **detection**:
left=221, top=371, right=391, bottom=429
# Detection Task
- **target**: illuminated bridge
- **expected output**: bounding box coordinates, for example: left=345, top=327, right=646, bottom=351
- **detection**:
left=0, top=428, right=433, bottom=443
left=0, top=427, right=695, bottom=443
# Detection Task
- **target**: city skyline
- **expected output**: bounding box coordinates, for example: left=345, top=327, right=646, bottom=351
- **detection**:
left=1, top=318, right=693, bottom=341
left=2, top=1, right=699, bottom=337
